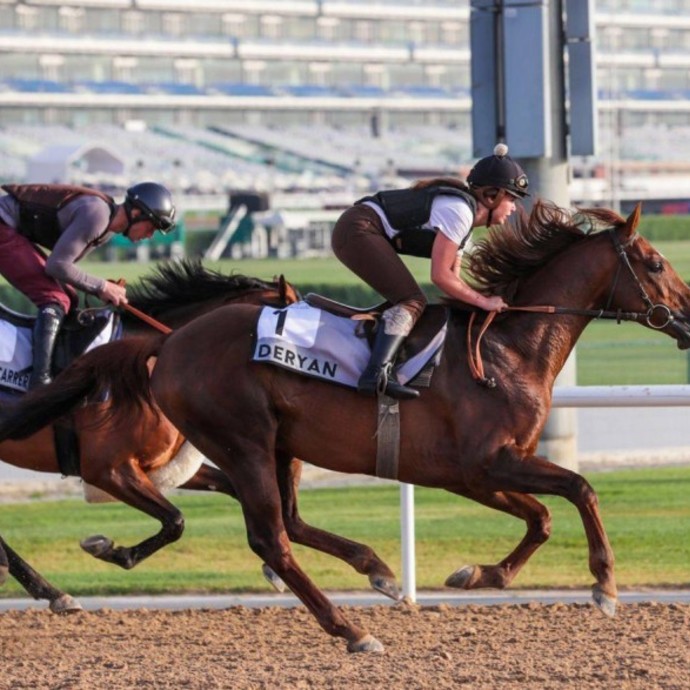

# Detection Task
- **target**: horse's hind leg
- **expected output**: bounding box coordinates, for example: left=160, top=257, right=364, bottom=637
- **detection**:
left=179, top=458, right=399, bottom=599
left=178, top=462, right=286, bottom=591
left=444, top=489, right=551, bottom=590
left=0, top=539, right=8, bottom=585
left=481, top=447, right=617, bottom=617
left=178, top=462, right=239, bottom=499
left=199, top=431, right=383, bottom=653
left=241, top=472, right=382, bottom=651
left=276, top=454, right=399, bottom=600
left=0, top=537, right=82, bottom=613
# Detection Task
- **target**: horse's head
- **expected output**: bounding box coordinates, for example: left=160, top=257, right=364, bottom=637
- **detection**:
left=606, top=203, right=690, bottom=349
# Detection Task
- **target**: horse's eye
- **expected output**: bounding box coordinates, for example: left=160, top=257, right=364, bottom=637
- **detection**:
left=649, top=260, right=664, bottom=273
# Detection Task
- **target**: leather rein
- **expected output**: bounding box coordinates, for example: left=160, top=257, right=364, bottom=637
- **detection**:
left=468, top=228, right=682, bottom=387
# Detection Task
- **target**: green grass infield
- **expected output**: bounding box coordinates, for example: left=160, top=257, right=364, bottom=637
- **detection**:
left=1, top=465, right=689, bottom=597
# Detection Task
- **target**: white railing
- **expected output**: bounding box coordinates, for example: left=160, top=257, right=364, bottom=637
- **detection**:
left=399, top=384, right=690, bottom=601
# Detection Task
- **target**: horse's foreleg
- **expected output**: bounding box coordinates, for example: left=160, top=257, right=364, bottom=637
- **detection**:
left=445, top=490, right=551, bottom=590
left=484, top=447, right=617, bottom=616
left=0, top=537, right=82, bottom=613
left=81, top=461, right=184, bottom=570
left=276, top=454, right=399, bottom=600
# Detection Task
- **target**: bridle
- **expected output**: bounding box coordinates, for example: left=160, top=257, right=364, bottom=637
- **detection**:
left=468, top=227, right=685, bottom=386
left=603, top=228, right=674, bottom=330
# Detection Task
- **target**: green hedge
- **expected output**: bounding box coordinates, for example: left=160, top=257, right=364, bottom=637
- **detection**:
left=0, top=285, right=35, bottom=312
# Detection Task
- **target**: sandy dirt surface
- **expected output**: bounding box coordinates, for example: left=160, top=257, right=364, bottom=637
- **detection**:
left=1, top=602, right=689, bottom=689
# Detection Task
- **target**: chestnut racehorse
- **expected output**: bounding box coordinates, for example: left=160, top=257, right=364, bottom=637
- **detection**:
left=4, top=202, right=690, bottom=652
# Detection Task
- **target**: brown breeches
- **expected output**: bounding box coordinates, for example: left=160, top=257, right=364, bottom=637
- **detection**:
left=331, top=205, right=427, bottom=324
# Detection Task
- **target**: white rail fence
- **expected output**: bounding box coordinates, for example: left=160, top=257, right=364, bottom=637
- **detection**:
left=399, top=384, right=690, bottom=602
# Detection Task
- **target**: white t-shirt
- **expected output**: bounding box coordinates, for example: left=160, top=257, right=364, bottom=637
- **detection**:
left=363, top=195, right=474, bottom=249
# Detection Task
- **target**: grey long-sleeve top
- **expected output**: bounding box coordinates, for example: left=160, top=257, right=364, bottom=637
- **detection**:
left=0, top=194, right=115, bottom=295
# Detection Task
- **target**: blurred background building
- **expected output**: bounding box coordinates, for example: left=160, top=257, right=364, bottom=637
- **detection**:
left=0, top=0, right=689, bottom=257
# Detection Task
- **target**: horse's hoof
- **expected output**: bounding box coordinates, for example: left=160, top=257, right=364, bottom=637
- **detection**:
left=80, top=535, right=113, bottom=558
left=50, top=594, right=83, bottom=615
left=347, top=634, right=384, bottom=653
left=445, top=565, right=476, bottom=589
left=592, top=584, right=617, bottom=618
left=369, top=574, right=400, bottom=601
left=262, top=563, right=286, bottom=593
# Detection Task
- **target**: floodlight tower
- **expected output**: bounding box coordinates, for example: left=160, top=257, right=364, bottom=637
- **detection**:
left=470, top=0, right=596, bottom=470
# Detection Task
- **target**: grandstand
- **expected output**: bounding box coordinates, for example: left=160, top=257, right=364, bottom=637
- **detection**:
left=0, top=0, right=689, bottom=256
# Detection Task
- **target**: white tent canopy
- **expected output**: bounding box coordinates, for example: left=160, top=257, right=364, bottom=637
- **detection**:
left=26, top=142, right=125, bottom=183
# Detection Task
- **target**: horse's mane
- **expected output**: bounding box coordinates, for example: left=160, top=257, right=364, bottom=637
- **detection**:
left=128, top=258, right=277, bottom=315
left=465, top=200, right=627, bottom=300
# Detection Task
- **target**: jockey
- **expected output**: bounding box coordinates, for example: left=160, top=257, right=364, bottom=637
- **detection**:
left=0, top=181, right=176, bottom=388
left=332, top=143, right=529, bottom=400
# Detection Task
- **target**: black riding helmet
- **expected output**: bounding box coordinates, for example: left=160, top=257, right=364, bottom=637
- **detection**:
left=467, top=143, right=529, bottom=199
left=124, top=182, right=176, bottom=234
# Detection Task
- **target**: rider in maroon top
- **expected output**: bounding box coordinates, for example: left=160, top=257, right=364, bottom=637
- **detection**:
left=0, top=182, right=176, bottom=387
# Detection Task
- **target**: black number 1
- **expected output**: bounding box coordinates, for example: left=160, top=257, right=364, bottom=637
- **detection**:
left=274, top=309, right=287, bottom=336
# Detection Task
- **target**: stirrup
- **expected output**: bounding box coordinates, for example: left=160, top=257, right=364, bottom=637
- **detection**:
left=29, top=372, right=53, bottom=389
left=381, top=378, right=419, bottom=400
left=373, top=366, right=419, bottom=400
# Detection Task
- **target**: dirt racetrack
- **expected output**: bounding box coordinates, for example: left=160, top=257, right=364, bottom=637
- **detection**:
left=1, top=601, right=689, bottom=689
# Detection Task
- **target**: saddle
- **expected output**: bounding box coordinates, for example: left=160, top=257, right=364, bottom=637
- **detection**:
left=0, top=302, right=120, bottom=393
left=0, top=302, right=122, bottom=477
left=304, top=293, right=389, bottom=320
left=305, top=293, right=448, bottom=378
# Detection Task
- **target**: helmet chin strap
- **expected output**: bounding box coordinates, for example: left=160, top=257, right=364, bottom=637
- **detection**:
left=475, top=188, right=507, bottom=227
left=122, top=203, right=149, bottom=238
left=122, top=203, right=136, bottom=238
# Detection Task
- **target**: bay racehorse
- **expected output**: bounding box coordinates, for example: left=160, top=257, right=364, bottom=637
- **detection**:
left=0, top=261, right=305, bottom=610
left=4, top=202, right=690, bottom=652
left=0, top=260, right=399, bottom=613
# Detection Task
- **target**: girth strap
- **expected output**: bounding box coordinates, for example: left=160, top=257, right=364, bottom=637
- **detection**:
left=53, top=424, right=81, bottom=477
left=375, top=395, right=400, bottom=480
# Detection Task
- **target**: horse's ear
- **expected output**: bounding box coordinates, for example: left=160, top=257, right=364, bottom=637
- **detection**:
left=278, top=274, right=287, bottom=302
left=624, top=202, right=642, bottom=238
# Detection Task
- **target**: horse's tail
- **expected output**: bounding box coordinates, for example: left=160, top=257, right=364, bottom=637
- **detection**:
left=0, top=334, right=166, bottom=441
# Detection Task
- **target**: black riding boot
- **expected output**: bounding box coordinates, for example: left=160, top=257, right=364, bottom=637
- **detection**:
left=29, top=303, right=65, bottom=389
left=357, top=330, right=419, bottom=400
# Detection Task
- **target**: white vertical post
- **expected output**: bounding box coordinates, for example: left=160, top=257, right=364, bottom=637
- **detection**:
left=400, top=483, right=416, bottom=602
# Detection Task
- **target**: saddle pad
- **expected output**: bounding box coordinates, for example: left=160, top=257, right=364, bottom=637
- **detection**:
left=253, top=301, right=446, bottom=389
left=0, top=319, right=32, bottom=391
left=0, top=310, right=120, bottom=394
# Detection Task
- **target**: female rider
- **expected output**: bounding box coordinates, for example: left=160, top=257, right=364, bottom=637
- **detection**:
left=331, top=143, right=529, bottom=400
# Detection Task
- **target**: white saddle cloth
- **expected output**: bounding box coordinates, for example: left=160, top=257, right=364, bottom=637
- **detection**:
left=253, top=301, right=446, bottom=388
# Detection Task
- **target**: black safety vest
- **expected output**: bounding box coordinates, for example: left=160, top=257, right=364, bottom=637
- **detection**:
left=356, top=185, right=477, bottom=257
left=1, top=184, right=116, bottom=250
